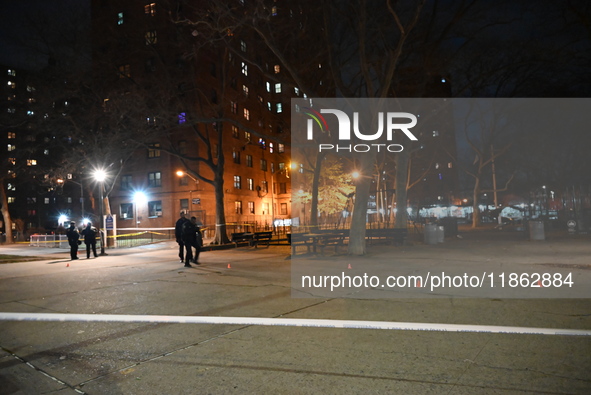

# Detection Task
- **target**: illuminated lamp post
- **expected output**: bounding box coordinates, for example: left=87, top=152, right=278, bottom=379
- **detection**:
left=133, top=191, right=148, bottom=228
left=93, top=169, right=108, bottom=256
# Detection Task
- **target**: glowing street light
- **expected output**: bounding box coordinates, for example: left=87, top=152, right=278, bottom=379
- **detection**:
left=58, top=214, right=68, bottom=226
left=176, top=170, right=199, bottom=183
left=133, top=191, right=148, bottom=228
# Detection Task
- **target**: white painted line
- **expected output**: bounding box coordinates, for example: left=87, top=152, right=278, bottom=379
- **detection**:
left=0, top=312, right=589, bottom=336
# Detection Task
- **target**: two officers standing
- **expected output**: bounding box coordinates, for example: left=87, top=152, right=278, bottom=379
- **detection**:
left=66, top=221, right=100, bottom=260
left=175, top=212, right=202, bottom=268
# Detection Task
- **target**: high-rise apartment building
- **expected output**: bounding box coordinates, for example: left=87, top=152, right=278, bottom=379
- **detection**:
left=90, top=1, right=293, bottom=234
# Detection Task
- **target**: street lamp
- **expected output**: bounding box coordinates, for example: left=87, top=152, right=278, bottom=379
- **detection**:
left=133, top=191, right=148, bottom=228
left=93, top=169, right=108, bottom=256
left=176, top=170, right=200, bottom=215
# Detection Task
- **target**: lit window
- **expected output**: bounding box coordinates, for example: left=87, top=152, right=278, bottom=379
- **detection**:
left=8, top=144, right=15, bottom=151
left=274, top=65, right=280, bottom=73
left=247, top=178, right=254, bottom=191
left=117, top=12, right=124, bottom=25
left=269, top=142, right=274, bottom=153
left=240, top=40, right=247, bottom=52
left=243, top=85, right=249, bottom=96
left=44, top=150, right=49, bottom=155
left=232, top=125, right=239, bottom=138
left=26, top=159, right=37, bottom=166
left=234, top=175, right=242, bottom=189
left=276, top=103, right=282, bottom=113
left=8, top=158, right=16, bottom=165
left=8, top=69, right=15, bottom=76
left=244, top=131, right=251, bottom=141
left=261, top=181, right=268, bottom=193
left=258, top=138, right=266, bottom=149
left=294, top=87, right=300, bottom=96
left=278, top=143, right=285, bottom=153
left=178, top=112, right=186, bottom=124
left=44, top=198, right=50, bottom=204
left=267, top=102, right=272, bottom=111
left=7, top=132, right=16, bottom=139
left=278, top=162, right=285, bottom=170
left=233, top=150, right=240, bottom=164
left=235, top=201, right=242, bottom=214
left=27, top=110, right=34, bottom=116
left=266, top=82, right=271, bottom=92
left=435, top=163, right=440, bottom=169
left=432, top=130, right=439, bottom=137
left=26, top=85, right=35, bottom=92
left=7, top=81, right=15, bottom=89
left=248, top=201, right=255, bottom=214
left=241, top=62, right=248, bottom=76
left=448, top=162, right=453, bottom=168
left=144, top=3, right=156, bottom=16
left=145, top=30, right=157, bottom=45
left=243, top=108, right=250, bottom=120
left=271, top=6, right=277, bottom=16
left=275, top=83, right=281, bottom=93
left=147, top=143, right=161, bottom=158
left=118, top=64, right=131, bottom=78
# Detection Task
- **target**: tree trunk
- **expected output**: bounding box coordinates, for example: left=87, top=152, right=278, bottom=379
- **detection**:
left=309, top=152, right=325, bottom=232
left=213, top=172, right=229, bottom=244
left=472, top=177, right=481, bottom=228
left=0, top=183, right=14, bottom=244
left=347, top=153, right=374, bottom=255
left=395, top=149, right=410, bottom=229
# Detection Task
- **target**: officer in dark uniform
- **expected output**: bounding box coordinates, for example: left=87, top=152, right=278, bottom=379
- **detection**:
left=181, top=216, right=202, bottom=267
left=66, top=222, right=80, bottom=260
left=175, top=211, right=189, bottom=263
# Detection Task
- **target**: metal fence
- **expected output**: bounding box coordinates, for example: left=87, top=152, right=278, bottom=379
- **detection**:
left=110, top=228, right=175, bottom=249
left=29, top=235, right=69, bottom=248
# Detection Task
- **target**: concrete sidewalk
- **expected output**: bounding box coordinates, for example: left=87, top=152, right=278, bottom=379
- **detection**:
left=0, top=231, right=590, bottom=394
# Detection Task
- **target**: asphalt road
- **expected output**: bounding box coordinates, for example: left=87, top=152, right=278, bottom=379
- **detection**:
left=0, top=232, right=590, bottom=394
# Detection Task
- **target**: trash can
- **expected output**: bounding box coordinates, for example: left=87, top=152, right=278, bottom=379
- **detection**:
left=424, top=223, right=438, bottom=245
left=437, top=225, right=445, bottom=243
left=528, top=220, right=545, bottom=241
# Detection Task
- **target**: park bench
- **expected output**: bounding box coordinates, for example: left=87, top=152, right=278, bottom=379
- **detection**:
left=231, top=232, right=254, bottom=247
left=253, top=231, right=273, bottom=248
left=289, top=233, right=315, bottom=255
left=365, top=228, right=408, bottom=245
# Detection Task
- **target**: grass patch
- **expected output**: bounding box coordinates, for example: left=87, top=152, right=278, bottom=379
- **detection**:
left=0, top=254, right=47, bottom=264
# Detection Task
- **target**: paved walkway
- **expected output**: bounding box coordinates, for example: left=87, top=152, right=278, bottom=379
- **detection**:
left=0, top=229, right=590, bottom=394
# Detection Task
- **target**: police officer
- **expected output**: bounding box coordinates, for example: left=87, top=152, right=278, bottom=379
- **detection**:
left=66, top=222, right=80, bottom=260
